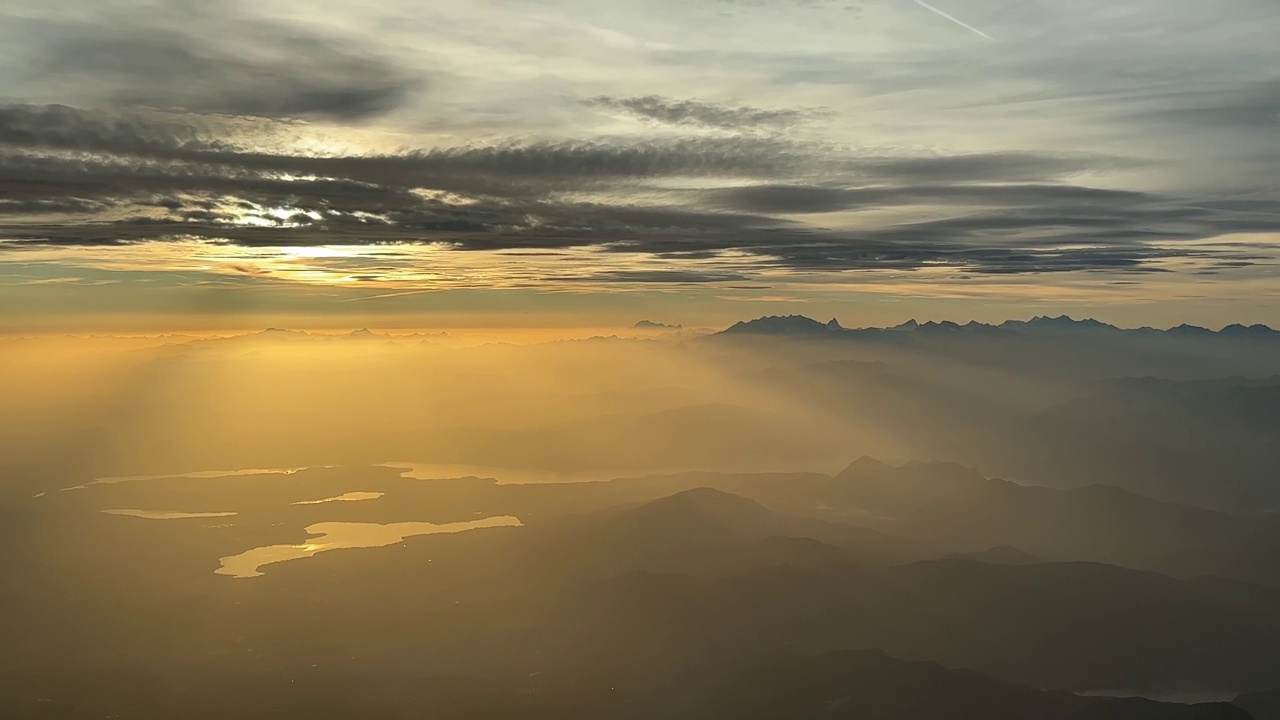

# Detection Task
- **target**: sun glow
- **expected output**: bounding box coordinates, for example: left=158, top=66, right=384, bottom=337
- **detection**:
left=232, top=206, right=326, bottom=228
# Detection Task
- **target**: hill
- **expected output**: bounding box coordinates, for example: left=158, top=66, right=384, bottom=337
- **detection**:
left=527, top=487, right=923, bottom=577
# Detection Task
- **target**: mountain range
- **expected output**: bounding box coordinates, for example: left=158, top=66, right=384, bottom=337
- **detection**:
left=719, top=315, right=1279, bottom=338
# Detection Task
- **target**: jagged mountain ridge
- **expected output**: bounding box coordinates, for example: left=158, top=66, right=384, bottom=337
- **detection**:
left=718, top=314, right=1278, bottom=338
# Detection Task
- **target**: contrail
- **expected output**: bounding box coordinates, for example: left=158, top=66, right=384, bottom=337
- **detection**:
left=912, top=0, right=993, bottom=40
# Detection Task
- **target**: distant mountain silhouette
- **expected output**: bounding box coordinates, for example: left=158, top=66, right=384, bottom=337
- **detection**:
left=750, top=347, right=1280, bottom=511
left=1000, top=316, right=1119, bottom=333
left=1029, top=376, right=1280, bottom=509
left=1168, top=323, right=1218, bottom=337
left=819, top=458, right=1280, bottom=587
left=633, top=320, right=682, bottom=329
left=1236, top=688, right=1280, bottom=720
left=677, top=648, right=1258, bottom=720
left=947, top=545, right=1043, bottom=565
left=533, top=487, right=920, bottom=576
left=1220, top=323, right=1279, bottom=338
left=505, top=484, right=1280, bottom=692
left=678, top=648, right=1085, bottom=720
left=612, top=487, right=779, bottom=533
left=722, top=315, right=845, bottom=336
left=714, top=314, right=1278, bottom=339
left=640, top=460, right=1280, bottom=587
left=567, top=551, right=1280, bottom=692
left=1060, top=698, right=1252, bottom=720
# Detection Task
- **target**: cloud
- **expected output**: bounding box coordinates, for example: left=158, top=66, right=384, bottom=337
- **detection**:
left=1141, top=77, right=1279, bottom=122
left=39, top=36, right=420, bottom=122
left=0, top=103, right=227, bottom=159
left=0, top=198, right=109, bottom=215
left=0, top=104, right=802, bottom=184
left=586, top=95, right=817, bottom=130
left=552, top=269, right=750, bottom=284
left=7, top=2, right=422, bottom=122
left=846, top=152, right=1117, bottom=184
left=1, top=101, right=1276, bottom=279
left=0, top=0, right=1277, bottom=287
left=704, top=183, right=1153, bottom=215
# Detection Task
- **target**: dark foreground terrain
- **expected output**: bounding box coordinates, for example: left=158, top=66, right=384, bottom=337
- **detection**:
left=5, top=318, right=1280, bottom=718
left=5, top=461, right=1279, bottom=719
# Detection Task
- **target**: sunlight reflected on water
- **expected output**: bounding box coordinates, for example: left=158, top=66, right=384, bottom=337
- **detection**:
left=292, top=491, right=385, bottom=505
left=216, top=516, right=523, bottom=578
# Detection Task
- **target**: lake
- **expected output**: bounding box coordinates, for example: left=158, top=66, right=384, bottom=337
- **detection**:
left=216, top=516, right=523, bottom=578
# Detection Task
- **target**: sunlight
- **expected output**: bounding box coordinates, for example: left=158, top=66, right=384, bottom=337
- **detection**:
left=4, top=0, right=1279, bottom=715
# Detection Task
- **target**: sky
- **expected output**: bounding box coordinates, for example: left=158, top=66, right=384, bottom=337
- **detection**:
left=1, top=0, right=1278, bottom=332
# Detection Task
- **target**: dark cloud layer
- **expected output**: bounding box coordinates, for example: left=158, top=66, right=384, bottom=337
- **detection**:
left=12, top=1, right=423, bottom=123
left=705, top=183, right=1154, bottom=214
left=38, top=36, right=419, bottom=122
left=0, top=104, right=801, bottom=184
left=1, top=101, right=1276, bottom=278
left=586, top=95, right=815, bottom=130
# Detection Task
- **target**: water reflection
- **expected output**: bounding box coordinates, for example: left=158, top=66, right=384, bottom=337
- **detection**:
left=216, top=516, right=523, bottom=578
left=292, top=491, right=384, bottom=505
left=104, top=509, right=238, bottom=520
